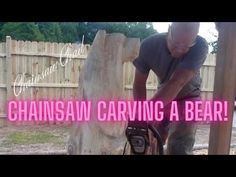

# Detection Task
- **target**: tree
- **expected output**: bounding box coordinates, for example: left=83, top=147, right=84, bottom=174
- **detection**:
left=0, top=22, right=6, bottom=30
left=37, top=22, right=62, bottom=42
left=209, top=41, right=218, bottom=54
left=0, top=22, right=158, bottom=43
left=59, top=22, right=79, bottom=43
left=125, top=22, right=157, bottom=39
left=208, top=23, right=218, bottom=54
left=0, top=22, right=44, bottom=41
left=77, top=22, right=157, bottom=44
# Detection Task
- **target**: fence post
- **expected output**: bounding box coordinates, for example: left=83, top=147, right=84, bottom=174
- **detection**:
left=208, top=23, right=236, bottom=154
left=6, top=36, right=12, bottom=100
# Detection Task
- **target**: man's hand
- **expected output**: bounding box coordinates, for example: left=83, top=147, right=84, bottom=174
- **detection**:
left=133, top=69, right=149, bottom=101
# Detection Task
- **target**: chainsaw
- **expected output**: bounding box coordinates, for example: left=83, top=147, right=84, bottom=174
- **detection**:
left=125, top=121, right=166, bottom=155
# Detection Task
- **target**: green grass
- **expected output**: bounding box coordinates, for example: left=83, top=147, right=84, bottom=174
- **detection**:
left=5, top=131, right=61, bottom=145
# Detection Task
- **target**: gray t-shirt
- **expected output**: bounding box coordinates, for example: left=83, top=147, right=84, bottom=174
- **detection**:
left=133, top=33, right=209, bottom=100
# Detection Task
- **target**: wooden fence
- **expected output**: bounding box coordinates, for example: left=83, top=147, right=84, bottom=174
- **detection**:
left=0, top=36, right=216, bottom=118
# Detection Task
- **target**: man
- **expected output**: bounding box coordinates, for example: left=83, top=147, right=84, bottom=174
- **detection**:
left=132, top=22, right=208, bottom=155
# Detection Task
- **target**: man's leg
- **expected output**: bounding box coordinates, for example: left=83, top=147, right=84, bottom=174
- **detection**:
left=166, top=97, right=200, bottom=155
left=166, top=121, right=197, bottom=155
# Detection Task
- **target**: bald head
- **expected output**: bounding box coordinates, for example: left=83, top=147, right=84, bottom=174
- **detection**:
left=167, top=22, right=200, bottom=58
left=170, top=22, right=200, bottom=39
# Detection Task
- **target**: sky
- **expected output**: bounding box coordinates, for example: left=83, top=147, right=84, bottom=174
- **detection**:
left=152, top=22, right=218, bottom=52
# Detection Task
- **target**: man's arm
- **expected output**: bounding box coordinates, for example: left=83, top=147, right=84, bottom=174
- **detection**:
left=150, top=69, right=195, bottom=106
left=133, top=69, right=149, bottom=101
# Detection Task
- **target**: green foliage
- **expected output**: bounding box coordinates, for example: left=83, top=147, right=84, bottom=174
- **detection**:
left=0, top=22, right=158, bottom=43
left=0, top=22, right=45, bottom=41
left=59, top=22, right=79, bottom=43
left=209, top=41, right=218, bottom=54
left=80, top=22, right=157, bottom=43
left=37, top=22, right=63, bottom=42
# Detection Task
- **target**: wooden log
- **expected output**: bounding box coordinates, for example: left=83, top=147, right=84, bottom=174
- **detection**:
left=67, top=30, right=140, bottom=154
